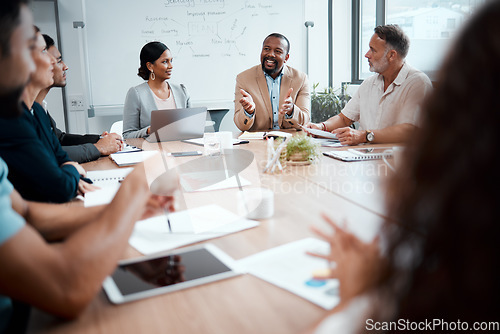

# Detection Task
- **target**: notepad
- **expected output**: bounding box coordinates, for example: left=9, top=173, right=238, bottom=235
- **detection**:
left=323, top=147, right=393, bottom=162
left=112, top=143, right=142, bottom=154
left=84, top=168, right=133, bottom=207
left=302, top=127, right=339, bottom=140
left=86, top=168, right=133, bottom=186
left=238, top=131, right=292, bottom=140
left=109, top=150, right=158, bottom=166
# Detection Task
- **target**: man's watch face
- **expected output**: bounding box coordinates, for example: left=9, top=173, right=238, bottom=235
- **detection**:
left=367, top=131, right=374, bottom=142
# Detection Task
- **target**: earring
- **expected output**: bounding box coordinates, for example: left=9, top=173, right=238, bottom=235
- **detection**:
left=150, top=71, right=155, bottom=81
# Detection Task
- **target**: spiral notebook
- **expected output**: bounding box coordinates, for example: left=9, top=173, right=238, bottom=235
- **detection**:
left=84, top=168, right=134, bottom=207
left=323, top=147, right=393, bottom=162
left=86, top=168, right=134, bottom=187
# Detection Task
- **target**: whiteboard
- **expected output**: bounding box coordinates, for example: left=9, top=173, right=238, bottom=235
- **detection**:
left=83, top=0, right=305, bottom=115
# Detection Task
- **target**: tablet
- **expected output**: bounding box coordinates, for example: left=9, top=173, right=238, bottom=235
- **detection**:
left=102, top=244, right=240, bottom=304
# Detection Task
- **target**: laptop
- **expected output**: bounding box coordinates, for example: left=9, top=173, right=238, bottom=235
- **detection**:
left=146, top=107, right=208, bottom=142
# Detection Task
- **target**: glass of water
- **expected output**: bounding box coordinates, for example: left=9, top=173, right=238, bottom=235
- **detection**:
left=203, top=133, right=221, bottom=156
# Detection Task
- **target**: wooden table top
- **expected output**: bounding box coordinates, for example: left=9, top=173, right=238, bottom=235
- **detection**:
left=27, top=135, right=395, bottom=334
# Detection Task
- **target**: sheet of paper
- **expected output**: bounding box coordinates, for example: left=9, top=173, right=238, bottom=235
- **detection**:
left=84, top=184, right=120, bottom=207
left=129, top=204, right=259, bottom=254
left=180, top=172, right=251, bottom=192
left=109, top=150, right=158, bottom=166
left=238, top=238, right=340, bottom=310
left=183, top=137, right=243, bottom=146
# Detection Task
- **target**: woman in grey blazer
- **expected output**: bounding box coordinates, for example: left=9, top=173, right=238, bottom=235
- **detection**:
left=123, top=42, right=190, bottom=139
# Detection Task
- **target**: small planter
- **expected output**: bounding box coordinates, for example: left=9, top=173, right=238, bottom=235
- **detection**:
left=285, top=134, right=321, bottom=166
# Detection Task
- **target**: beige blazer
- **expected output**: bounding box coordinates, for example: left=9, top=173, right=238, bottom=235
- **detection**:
left=234, top=65, right=310, bottom=131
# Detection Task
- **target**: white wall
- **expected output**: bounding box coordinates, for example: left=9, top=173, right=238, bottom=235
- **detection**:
left=34, top=0, right=352, bottom=134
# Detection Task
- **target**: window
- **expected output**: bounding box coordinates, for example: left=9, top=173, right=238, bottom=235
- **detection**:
left=353, top=0, right=486, bottom=82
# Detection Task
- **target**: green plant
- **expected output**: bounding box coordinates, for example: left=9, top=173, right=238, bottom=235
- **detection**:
left=310, top=82, right=351, bottom=123
left=285, top=134, right=321, bottom=162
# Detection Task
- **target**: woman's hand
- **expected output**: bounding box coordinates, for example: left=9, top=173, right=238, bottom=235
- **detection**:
left=307, top=213, right=383, bottom=302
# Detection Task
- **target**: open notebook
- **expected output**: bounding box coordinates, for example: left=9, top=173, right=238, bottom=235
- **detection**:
left=323, top=147, right=393, bottom=162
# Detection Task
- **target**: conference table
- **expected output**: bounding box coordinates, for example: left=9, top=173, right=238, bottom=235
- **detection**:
left=27, top=132, right=397, bottom=334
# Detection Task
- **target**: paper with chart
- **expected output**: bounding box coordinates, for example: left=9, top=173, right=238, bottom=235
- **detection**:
left=84, top=168, right=133, bottom=207
left=129, top=204, right=259, bottom=254
left=238, top=238, right=340, bottom=310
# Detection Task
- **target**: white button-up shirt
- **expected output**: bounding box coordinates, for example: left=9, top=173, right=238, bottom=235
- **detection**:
left=342, top=63, right=432, bottom=130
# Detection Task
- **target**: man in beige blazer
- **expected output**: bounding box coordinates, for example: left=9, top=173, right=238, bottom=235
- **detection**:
left=234, top=33, right=310, bottom=131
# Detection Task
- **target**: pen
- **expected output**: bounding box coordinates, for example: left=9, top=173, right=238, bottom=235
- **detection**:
left=164, top=208, right=172, bottom=233
left=80, top=176, right=93, bottom=184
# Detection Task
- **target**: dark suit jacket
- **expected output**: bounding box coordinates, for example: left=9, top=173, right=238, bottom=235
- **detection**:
left=0, top=102, right=80, bottom=203
left=46, top=112, right=101, bottom=163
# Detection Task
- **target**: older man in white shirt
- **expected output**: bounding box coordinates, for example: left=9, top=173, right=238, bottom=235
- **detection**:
left=306, top=24, right=432, bottom=145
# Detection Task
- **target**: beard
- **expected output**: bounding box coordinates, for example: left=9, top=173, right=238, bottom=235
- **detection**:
left=261, top=57, right=279, bottom=76
left=0, top=85, right=24, bottom=119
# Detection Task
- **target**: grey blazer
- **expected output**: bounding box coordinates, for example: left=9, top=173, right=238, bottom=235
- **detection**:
left=122, top=82, right=191, bottom=139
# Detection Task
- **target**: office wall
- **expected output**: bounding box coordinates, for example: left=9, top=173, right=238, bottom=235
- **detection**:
left=35, top=0, right=346, bottom=134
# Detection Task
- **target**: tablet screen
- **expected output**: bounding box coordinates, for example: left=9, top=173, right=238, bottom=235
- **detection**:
left=111, top=247, right=232, bottom=296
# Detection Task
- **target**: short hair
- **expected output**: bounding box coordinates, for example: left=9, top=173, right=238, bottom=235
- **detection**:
left=0, top=0, right=29, bottom=57
left=42, top=34, right=55, bottom=49
left=137, top=41, right=169, bottom=80
left=263, top=33, right=290, bottom=54
left=374, top=24, right=410, bottom=59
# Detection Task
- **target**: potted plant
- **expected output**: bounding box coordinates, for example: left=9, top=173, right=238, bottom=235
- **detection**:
left=310, top=82, right=351, bottom=123
left=284, top=134, right=321, bottom=164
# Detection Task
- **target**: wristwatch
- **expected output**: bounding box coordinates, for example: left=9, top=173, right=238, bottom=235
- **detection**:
left=366, top=130, right=375, bottom=143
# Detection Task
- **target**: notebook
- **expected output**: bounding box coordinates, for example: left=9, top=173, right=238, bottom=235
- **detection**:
left=146, top=107, right=207, bottom=142
left=323, top=147, right=393, bottom=162
left=86, top=168, right=133, bottom=186
left=238, top=131, right=292, bottom=140
left=302, top=127, right=338, bottom=140
left=84, top=168, right=133, bottom=207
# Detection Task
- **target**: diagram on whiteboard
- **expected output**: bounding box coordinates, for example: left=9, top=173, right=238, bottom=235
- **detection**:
left=140, top=1, right=282, bottom=59
left=84, top=0, right=303, bottom=110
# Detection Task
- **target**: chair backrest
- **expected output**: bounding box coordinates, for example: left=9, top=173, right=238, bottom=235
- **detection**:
left=110, top=120, right=123, bottom=135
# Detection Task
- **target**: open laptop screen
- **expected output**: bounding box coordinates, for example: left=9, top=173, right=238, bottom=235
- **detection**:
left=146, top=107, right=207, bottom=142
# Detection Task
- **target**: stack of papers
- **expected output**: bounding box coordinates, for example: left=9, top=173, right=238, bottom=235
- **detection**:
left=129, top=204, right=259, bottom=254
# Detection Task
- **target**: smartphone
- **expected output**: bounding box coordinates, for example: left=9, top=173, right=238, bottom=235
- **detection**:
left=170, top=151, right=202, bottom=157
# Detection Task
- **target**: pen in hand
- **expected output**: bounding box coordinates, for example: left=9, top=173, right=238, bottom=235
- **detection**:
left=80, top=176, right=93, bottom=184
